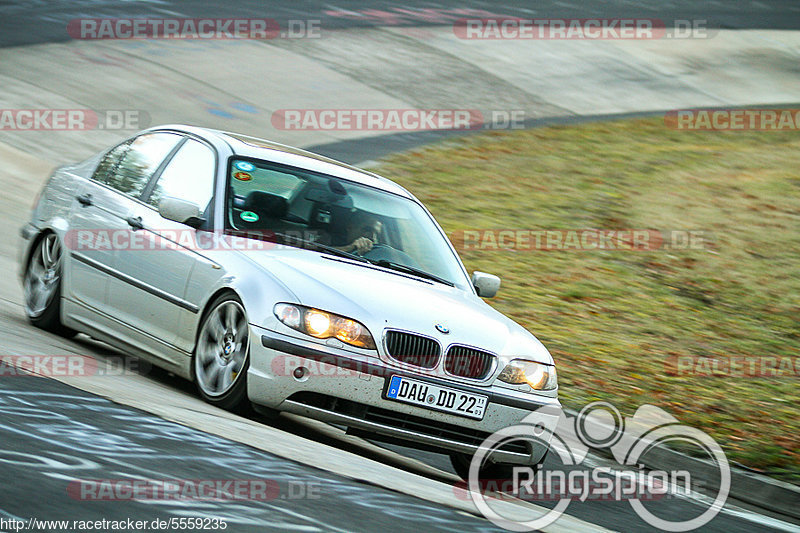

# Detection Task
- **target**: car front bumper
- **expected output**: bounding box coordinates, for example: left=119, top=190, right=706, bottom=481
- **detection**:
left=247, top=325, right=559, bottom=465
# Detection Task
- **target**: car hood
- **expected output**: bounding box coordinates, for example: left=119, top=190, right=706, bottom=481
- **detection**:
left=241, top=248, right=552, bottom=364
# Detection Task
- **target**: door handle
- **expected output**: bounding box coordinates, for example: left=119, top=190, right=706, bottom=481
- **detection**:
left=126, top=216, right=144, bottom=231
left=76, top=193, right=93, bottom=207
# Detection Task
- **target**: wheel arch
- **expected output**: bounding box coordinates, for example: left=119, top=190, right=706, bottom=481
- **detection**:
left=22, top=217, right=71, bottom=272
left=23, top=228, right=53, bottom=271
left=189, top=286, right=243, bottom=380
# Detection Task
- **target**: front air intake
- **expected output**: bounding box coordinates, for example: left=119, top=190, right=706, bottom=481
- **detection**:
left=445, top=345, right=495, bottom=379
left=384, top=330, right=441, bottom=369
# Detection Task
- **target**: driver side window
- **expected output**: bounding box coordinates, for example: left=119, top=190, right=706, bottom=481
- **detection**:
left=146, top=139, right=216, bottom=212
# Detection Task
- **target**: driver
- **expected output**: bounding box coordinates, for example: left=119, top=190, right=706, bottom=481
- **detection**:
left=336, top=210, right=383, bottom=254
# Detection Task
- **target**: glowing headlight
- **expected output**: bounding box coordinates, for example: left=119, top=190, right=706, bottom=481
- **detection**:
left=498, top=359, right=557, bottom=390
left=273, top=303, right=376, bottom=349
left=305, top=311, right=331, bottom=336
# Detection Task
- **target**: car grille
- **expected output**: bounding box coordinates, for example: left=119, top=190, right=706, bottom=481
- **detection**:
left=384, top=331, right=440, bottom=369
left=287, top=392, right=530, bottom=455
left=445, top=345, right=495, bottom=380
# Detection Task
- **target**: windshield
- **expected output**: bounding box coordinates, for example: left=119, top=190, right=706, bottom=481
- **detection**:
left=225, top=158, right=467, bottom=286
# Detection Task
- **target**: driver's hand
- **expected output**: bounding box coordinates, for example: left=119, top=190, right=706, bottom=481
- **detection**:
left=350, top=237, right=374, bottom=254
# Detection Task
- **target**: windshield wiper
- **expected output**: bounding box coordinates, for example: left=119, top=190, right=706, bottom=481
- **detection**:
left=274, top=233, right=453, bottom=286
left=273, top=232, right=369, bottom=263
left=369, top=260, right=455, bottom=287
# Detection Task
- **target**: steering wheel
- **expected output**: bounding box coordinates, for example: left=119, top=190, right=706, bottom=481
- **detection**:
left=357, top=242, right=392, bottom=259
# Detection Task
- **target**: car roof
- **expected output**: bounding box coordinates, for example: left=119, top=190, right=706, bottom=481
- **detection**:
left=147, top=124, right=414, bottom=199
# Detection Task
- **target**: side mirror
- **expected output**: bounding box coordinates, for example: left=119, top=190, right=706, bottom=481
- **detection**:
left=159, top=197, right=205, bottom=228
left=472, top=271, right=501, bottom=298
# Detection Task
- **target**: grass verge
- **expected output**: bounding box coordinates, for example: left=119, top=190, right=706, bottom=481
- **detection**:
left=376, top=117, right=799, bottom=482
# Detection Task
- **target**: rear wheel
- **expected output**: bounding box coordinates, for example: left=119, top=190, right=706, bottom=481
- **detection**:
left=193, top=293, right=250, bottom=411
left=23, top=233, right=76, bottom=337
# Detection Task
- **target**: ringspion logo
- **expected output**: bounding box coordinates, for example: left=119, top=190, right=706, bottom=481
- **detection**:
left=468, top=402, right=729, bottom=531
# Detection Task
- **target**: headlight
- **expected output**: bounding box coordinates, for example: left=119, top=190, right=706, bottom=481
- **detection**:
left=498, top=359, right=557, bottom=390
left=274, top=303, right=376, bottom=349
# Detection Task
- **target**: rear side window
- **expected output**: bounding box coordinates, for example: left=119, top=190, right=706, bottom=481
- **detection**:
left=147, top=139, right=216, bottom=210
left=92, top=141, right=129, bottom=184
left=91, top=132, right=182, bottom=199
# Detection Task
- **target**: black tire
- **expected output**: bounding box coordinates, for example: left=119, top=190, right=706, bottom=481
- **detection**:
left=450, top=449, right=548, bottom=482
left=193, top=292, right=251, bottom=412
left=252, top=403, right=281, bottom=421
left=23, top=232, right=76, bottom=337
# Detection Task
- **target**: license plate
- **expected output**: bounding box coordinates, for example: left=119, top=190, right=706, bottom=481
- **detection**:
left=385, top=375, right=487, bottom=420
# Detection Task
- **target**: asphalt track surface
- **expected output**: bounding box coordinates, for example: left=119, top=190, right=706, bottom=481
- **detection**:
left=2, top=0, right=800, bottom=47
left=1, top=1, right=799, bottom=532
left=0, top=376, right=505, bottom=533
left=0, top=358, right=793, bottom=533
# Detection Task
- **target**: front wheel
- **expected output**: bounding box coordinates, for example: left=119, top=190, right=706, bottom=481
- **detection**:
left=193, top=293, right=250, bottom=412
left=23, top=233, right=76, bottom=337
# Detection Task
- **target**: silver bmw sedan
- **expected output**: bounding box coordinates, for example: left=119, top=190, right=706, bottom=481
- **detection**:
left=19, top=125, right=559, bottom=479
